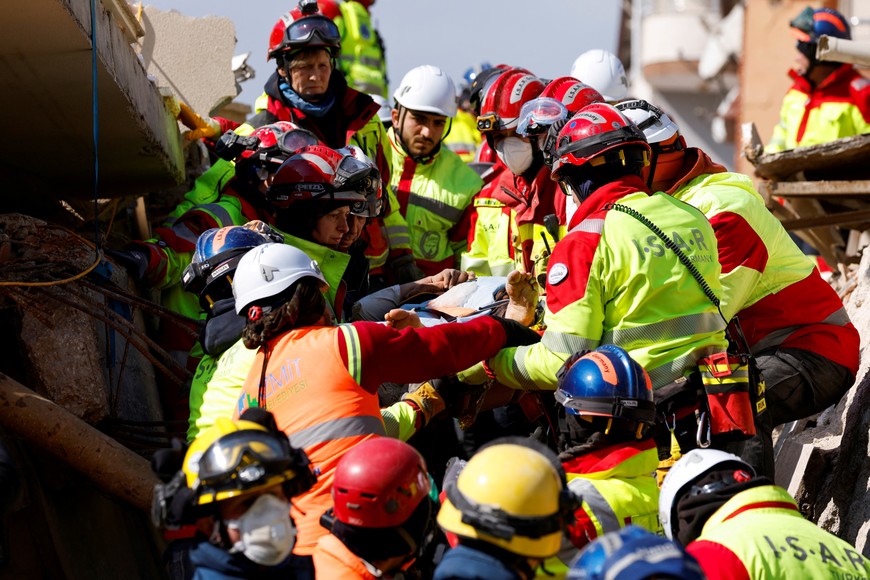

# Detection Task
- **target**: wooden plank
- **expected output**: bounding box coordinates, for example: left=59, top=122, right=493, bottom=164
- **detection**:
left=779, top=209, right=870, bottom=230
left=751, top=134, right=870, bottom=180
left=762, top=180, right=870, bottom=198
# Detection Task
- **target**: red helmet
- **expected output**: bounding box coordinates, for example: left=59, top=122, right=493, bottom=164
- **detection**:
left=268, top=1, right=341, bottom=62
left=541, top=77, right=604, bottom=115
left=234, top=122, right=320, bottom=170
left=268, top=145, right=383, bottom=217
left=332, top=438, right=431, bottom=528
left=551, top=103, right=650, bottom=180
left=477, top=69, right=544, bottom=133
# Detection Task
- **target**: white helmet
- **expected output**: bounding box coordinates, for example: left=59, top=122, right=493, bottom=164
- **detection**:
left=369, top=93, right=392, bottom=125
left=393, top=65, right=458, bottom=117
left=659, top=449, right=755, bottom=542
left=570, top=49, right=629, bottom=102
left=232, top=243, right=328, bottom=315
left=616, top=99, right=680, bottom=145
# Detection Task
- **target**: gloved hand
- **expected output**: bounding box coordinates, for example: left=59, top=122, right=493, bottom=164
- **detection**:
left=402, top=381, right=447, bottom=426
left=491, top=316, right=542, bottom=348
left=105, top=248, right=149, bottom=282
left=389, top=253, right=426, bottom=284
left=178, top=102, right=222, bottom=143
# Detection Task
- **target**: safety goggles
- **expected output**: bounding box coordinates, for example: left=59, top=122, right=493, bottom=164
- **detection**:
left=284, top=15, right=340, bottom=48
left=196, top=430, right=296, bottom=490
left=476, top=113, right=499, bottom=133
left=279, top=129, right=319, bottom=156
left=517, top=98, right=569, bottom=137
left=334, top=154, right=384, bottom=217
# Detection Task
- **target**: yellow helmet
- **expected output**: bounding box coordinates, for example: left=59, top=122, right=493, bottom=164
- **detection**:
left=183, top=417, right=314, bottom=506
left=437, top=442, right=574, bottom=559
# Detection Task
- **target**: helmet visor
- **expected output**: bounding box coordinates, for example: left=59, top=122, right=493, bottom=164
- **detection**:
left=285, top=15, right=340, bottom=47
left=279, top=129, right=319, bottom=156
left=197, top=430, right=294, bottom=489
left=517, top=98, right=569, bottom=137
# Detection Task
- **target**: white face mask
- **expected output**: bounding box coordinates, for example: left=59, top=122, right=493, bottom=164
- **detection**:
left=227, top=494, right=296, bottom=566
left=495, top=136, right=534, bottom=175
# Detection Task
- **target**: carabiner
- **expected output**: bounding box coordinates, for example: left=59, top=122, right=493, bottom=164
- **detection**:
left=663, top=413, right=677, bottom=433
left=696, top=411, right=712, bottom=449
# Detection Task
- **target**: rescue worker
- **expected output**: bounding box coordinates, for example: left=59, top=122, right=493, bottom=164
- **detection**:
left=473, top=103, right=728, bottom=393
left=516, top=77, right=605, bottom=225
left=175, top=414, right=316, bottom=579
left=269, top=0, right=388, bottom=98
left=314, top=438, right=437, bottom=578
left=230, top=242, right=539, bottom=569
left=444, top=64, right=490, bottom=163
left=766, top=6, right=870, bottom=153
left=435, top=438, right=579, bottom=579
left=618, top=99, right=859, bottom=477
left=182, top=223, right=280, bottom=441
left=389, top=65, right=483, bottom=276
left=251, top=0, right=417, bottom=284
left=462, top=68, right=559, bottom=278
left=553, top=345, right=660, bottom=565
left=108, top=122, right=318, bottom=419
left=567, top=525, right=704, bottom=580
left=660, top=449, right=870, bottom=579
left=569, top=49, right=630, bottom=103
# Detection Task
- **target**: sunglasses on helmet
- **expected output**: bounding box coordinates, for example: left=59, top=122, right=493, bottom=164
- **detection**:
left=196, top=430, right=298, bottom=490
left=517, top=98, right=569, bottom=137
left=284, top=15, right=340, bottom=48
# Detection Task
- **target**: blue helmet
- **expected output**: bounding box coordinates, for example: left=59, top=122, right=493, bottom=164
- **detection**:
left=567, top=525, right=704, bottom=580
left=182, top=224, right=280, bottom=309
left=462, top=62, right=493, bottom=87
left=554, top=345, right=655, bottom=424
left=791, top=7, right=851, bottom=43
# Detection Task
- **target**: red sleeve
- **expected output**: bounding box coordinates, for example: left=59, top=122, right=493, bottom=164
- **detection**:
left=544, top=228, right=601, bottom=315
left=448, top=204, right=474, bottom=244
left=687, top=540, right=750, bottom=580
left=849, top=74, right=870, bottom=122
left=352, top=316, right=507, bottom=391
left=708, top=211, right=768, bottom=275
left=566, top=506, right=597, bottom=550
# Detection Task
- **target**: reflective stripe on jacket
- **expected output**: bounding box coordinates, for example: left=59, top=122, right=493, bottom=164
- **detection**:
left=334, top=0, right=387, bottom=97
left=766, top=65, right=870, bottom=153
left=687, top=485, right=870, bottom=580
left=236, top=325, right=385, bottom=556
left=188, top=233, right=351, bottom=442
left=543, top=439, right=660, bottom=574
left=389, top=128, right=482, bottom=276
left=488, top=175, right=728, bottom=391
left=671, top=159, right=858, bottom=375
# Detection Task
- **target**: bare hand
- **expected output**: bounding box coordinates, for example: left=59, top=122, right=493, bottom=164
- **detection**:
left=384, top=308, right=423, bottom=329
left=418, top=269, right=476, bottom=293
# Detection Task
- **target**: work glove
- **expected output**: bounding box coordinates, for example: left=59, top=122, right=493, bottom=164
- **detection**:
left=105, top=248, right=149, bottom=282
left=402, top=381, right=447, bottom=426
left=491, top=316, right=542, bottom=348
left=178, top=102, right=222, bottom=143
left=389, top=253, right=426, bottom=284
